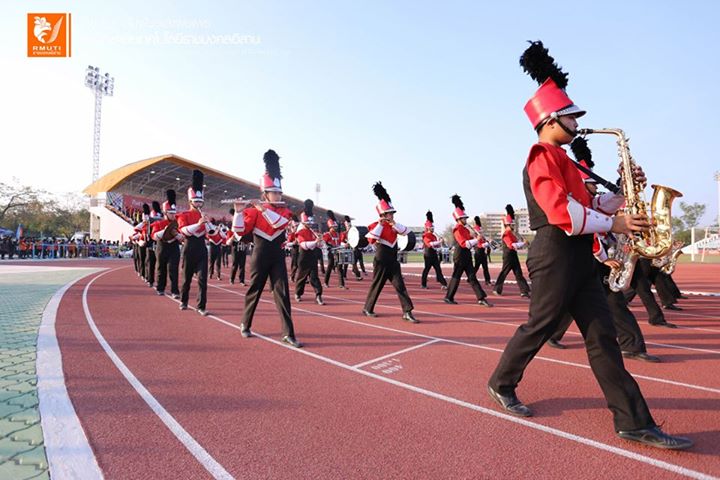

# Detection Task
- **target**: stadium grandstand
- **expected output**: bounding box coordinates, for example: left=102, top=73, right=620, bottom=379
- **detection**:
left=83, top=154, right=347, bottom=242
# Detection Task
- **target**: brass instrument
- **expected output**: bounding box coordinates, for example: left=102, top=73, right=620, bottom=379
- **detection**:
left=161, top=220, right=179, bottom=242
left=652, top=242, right=684, bottom=275
left=220, top=198, right=286, bottom=205
left=578, top=128, right=682, bottom=291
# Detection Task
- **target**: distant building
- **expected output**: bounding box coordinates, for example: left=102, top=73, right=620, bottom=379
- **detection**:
left=478, top=208, right=532, bottom=240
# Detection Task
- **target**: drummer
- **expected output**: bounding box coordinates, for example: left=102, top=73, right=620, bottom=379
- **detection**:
left=323, top=210, right=346, bottom=289
left=362, top=182, right=418, bottom=323
left=343, top=215, right=367, bottom=281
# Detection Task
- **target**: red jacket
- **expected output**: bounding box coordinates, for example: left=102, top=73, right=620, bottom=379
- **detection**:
left=323, top=230, right=340, bottom=248
left=232, top=206, right=292, bottom=242
left=502, top=229, right=524, bottom=251
left=296, top=226, right=319, bottom=250
left=366, top=220, right=408, bottom=248
left=177, top=210, right=207, bottom=238
left=422, top=232, right=442, bottom=249
left=453, top=224, right=479, bottom=250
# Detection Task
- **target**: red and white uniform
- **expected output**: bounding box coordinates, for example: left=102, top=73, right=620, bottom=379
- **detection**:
left=339, top=230, right=349, bottom=248
left=454, top=224, right=480, bottom=250
left=323, top=230, right=341, bottom=248
left=296, top=225, right=320, bottom=250
left=365, top=221, right=408, bottom=248
left=527, top=143, right=624, bottom=235
left=177, top=210, right=207, bottom=238
left=151, top=219, right=183, bottom=243
left=232, top=206, right=293, bottom=241
left=502, top=230, right=525, bottom=251
left=207, top=229, right=227, bottom=245
left=423, top=231, right=442, bottom=249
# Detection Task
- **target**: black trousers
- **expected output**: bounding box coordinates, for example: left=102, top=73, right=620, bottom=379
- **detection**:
left=445, top=248, right=486, bottom=301
left=324, top=250, right=346, bottom=287
left=146, top=244, right=156, bottom=285
left=243, top=235, right=295, bottom=338
left=627, top=259, right=664, bottom=325
left=181, top=236, right=208, bottom=310
left=290, top=245, right=299, bottom=281
left=489, top=227, right=654, bottom=432
left=209, top=243, right=222, bottom=279
left=363, top=245, right=414, bottom=313
left=222, top=245, right=230, bottom=267
left=647, top=264, right=677, bottom=306
left=296, top=250, right=323, bottom=298
left=156, top=241, right=180, bottom=295
left=353, top=247, right=366, bottom=277
left=494, top=248, right=530, bottom=295
left=138, top=245, right=147, bottom=279
left=317, top=249, right=326, bottom=274
left=231, top=247, right=247, bottom=283
left=473, top=248, right=492, bottom=283
left=421, top=248, right=447, bottom=287
left=133, top=244, right=140, bottom=273
left=552, top=265, right=647, bottom=354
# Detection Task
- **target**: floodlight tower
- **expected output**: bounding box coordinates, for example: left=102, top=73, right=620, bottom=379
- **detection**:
left=84, top=65, right=115, bottom=183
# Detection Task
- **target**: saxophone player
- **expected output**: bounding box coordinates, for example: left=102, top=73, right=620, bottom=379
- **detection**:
left=488, top=41, right=692, bottom=450
left=492, top=204, right=530, bottom=298
left=151, top=189, right=183, bottom=298
left=294, top=200, right=325, bottom=305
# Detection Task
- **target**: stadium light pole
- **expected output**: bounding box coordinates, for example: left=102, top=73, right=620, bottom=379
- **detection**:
left=84, top=65, right=115, bottom=184
left=715, top=171, right=720, bottom=233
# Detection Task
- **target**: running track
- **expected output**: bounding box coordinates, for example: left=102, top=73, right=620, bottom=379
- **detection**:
left=44, top=260, right=720, bottom=479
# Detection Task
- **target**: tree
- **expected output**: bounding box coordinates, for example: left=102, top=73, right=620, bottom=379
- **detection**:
left=678, top=202, right=706, bottom=230
left=0, top=180, right=44, bottom=224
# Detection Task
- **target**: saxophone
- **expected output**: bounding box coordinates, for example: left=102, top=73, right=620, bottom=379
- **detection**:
left=652, top=241, right=684, bottom=275
left=577, top=128, right=683, bottom=291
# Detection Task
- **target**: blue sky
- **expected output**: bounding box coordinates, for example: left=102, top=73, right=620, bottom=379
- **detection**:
left=1, top=0, right=719, bottom=227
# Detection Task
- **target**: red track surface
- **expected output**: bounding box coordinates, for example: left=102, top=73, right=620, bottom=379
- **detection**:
left=48, top=260, right=720, bottom=479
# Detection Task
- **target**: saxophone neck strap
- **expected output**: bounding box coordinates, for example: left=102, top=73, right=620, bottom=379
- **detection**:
left=570, top=160, right=621, bottom=195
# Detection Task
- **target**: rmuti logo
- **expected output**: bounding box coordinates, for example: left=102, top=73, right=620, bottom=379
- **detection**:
left=27, top=13, right=72, bottom=57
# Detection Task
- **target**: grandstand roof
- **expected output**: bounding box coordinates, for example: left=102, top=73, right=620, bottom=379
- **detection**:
left=83, top=154, right=346, bottom=224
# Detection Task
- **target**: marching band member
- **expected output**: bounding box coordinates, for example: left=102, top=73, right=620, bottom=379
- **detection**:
left=207, top=219, right=227, bottom=281
left=420, top=211, right=448, bottom=289
left=232, top=150, right=301, bottom=348
left=343, top=215, right=366, bottom=280
left=323, top=210, right=346, bottom=289
left=135, top=204, right=150, bottom=282
left=226, top=208, right=248, bottom=286
left=151, top=189, right=183, bottom=298
left=492, top=204, right=531, bottom=298
left=176, top=169, right=210, bottom=316
left=144, top=201, right=162, bottom=288
left=288, top=215, right=300, bottom=282
left=488, top=41, right=690, bottom=449
left=472, top=216, right=493, bottom=285
left=294, top=200, right=325, bottom=305
left=362, top=182, right=418, bottom=323
left=444, top=196, right=492, bottom=306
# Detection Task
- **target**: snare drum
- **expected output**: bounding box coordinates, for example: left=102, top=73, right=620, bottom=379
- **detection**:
left=397, top=231, right=416, bottom=252
left=348, top=226, right=369, bottom=249
left=334, top=248, right=354, bottom=265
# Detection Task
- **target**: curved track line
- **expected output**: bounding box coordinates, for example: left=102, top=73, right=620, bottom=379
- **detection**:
left=37, top=270, right=105, bottom=480
left=83, top=268, right=233, bottom=480
left=176, top=284, right=716, bottom=480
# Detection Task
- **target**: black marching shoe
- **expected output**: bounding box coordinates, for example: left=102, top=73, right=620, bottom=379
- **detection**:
left=677, top=294, right=689, bottom=300
left=651, top=321, right=678, bottom=329
left=616, top=426, right=693, bottom=450
left=622, top=351, right=661, bottom=363
left=487, top=385, right=532, bottom=417
left=520, top=292, right=530, bottom=298
left=362, top=309, right=377, bottom=317
left=440, top=285, right=448, bottom=290
left=281, top=336, right=302, bottom=348
left=547, top=339, right=567, bottom=349
left=198, top=309, right=208, bottom=316
left=316, top=295, right=324, bottom=305
left=157, top=290, right=165, bottom=296
left=663, top=304, right=683, bottom=311
left=443, top=298, right=458, bottom=305
left=179, top=303, right=188, bottom=311
left=420, top=285, right=428, bottom=289
left=171, top=293, right=180, bottom=299
left=294, top=294, right=302, bottom=302
left=402, top=311, right=419, bottom=324
left=240, top=324, right=252, bottom=338
left=478, top=299, right=493, bottom=307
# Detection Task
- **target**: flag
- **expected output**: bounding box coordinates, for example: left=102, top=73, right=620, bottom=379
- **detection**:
left=16, top=224, right=23, bottom=239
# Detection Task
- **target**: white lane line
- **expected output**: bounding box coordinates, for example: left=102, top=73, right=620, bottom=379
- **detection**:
left=84, top=269, right=233, bottom=480
left=37, top=270, right=106, bottom=480
left=195, top=285, right=716, bottom=480
left=207, top=284, right=720, bottom=395
left=321, top=290, right=720, bottom=357
left=352, top=339, right=440, bottom=369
